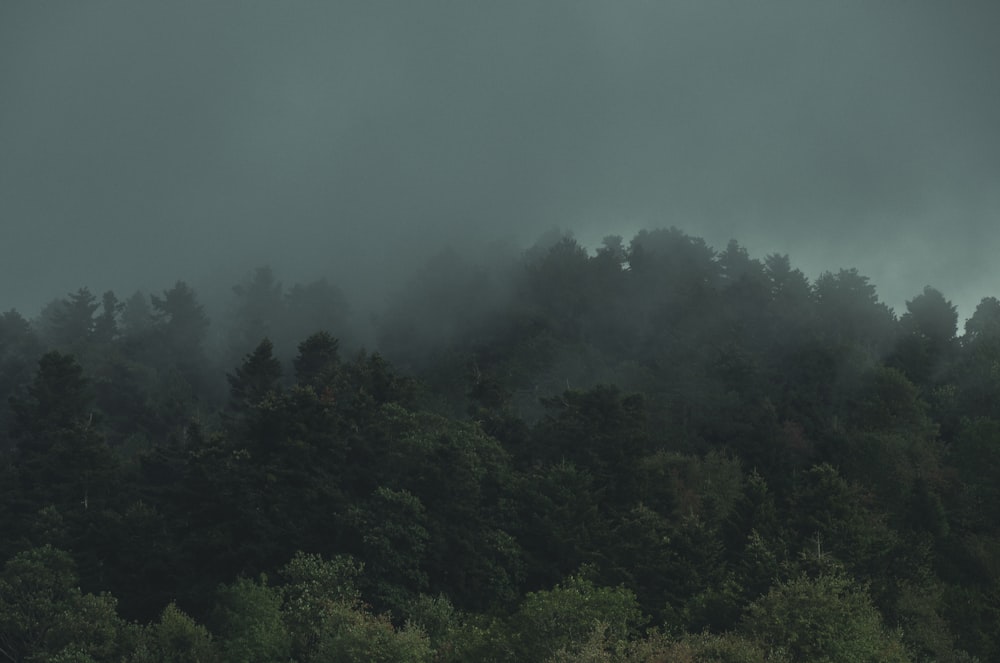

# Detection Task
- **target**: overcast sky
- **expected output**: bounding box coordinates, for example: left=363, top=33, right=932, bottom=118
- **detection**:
left=2, top=1, right=998, bottom=321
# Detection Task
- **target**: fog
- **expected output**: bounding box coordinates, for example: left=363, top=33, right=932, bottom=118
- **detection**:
left=2, top=1, right=998, bottom=321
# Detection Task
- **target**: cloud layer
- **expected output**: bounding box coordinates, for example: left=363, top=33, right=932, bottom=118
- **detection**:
left=2, top=1, right=998, bottom=318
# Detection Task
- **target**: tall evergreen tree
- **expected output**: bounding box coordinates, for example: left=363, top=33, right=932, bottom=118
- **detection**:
left=227, top=338, right=282, bottom=414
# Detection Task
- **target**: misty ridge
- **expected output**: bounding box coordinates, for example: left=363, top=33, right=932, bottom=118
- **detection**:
left=8, top=225, right=987, bottom=405
left=3, top=1, right=1000, bottom=659
left=8, top=225, right=978, bottom=417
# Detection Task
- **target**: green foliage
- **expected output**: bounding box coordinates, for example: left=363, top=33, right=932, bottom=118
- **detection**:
left=0, top=545, right=79, bottom=661
left=401, top=593, right=492, bottom=662
left=227, top=338, right=282, bottom=412
left=346, top=487, right=430, bottom=611
left=279, top=551, right=363, bottom=658
left=788, top=464, right=897, bottom=576
left=293, top=331, right=341, bottom=390
left=276, top=551, right=432, bottom=662
left=813, top=268, right=896, bottom=354
left=10, top=351, right=91, bottom=437
left=0, top=546, right=127, bottom=663
left=604, top=503, right=675, bottom=621
left=0, top=310, right=41, bottom=448
left=516, top=460, right=607, bottom=588
left=358, top=404, right=522, bottom=609
left=8, top=353, right=120, bottom=541
left=532, top=385, right=650, bottom=504
left=740, top=573, right=911, bottom=662
left=891, top=286, right=959, bottom=387
left=904, top=286, right=959, bottom=347
left=309, top=603, right=432, bottom=663
left=893, top=581, right=973, bottom=663
left=850, top=366, right=936, bottom=437
left=210, top=576, right=291, bottom=663
left=564, top=625, right=790, bottom=663
left=544, top=626, right=787, bottom=663
left=951, top=417, right=1000, bottom=530
left=138, top=603, right=218, bottom=663
left=500, top=573, right=645, bottom=662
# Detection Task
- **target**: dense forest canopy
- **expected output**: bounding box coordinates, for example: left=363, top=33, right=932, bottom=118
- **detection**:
left=2, top=228, right=1000, bottom=662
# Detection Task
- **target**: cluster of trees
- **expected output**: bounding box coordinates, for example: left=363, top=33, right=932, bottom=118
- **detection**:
left=2, top=227, right=1000, bottom=661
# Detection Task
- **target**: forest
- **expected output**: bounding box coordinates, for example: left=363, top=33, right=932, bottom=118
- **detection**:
left=2, top=227, right=1000, bottom=662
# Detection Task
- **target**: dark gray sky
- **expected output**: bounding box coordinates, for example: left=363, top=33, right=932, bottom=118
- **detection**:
left=2, top=1, right=998, bottom=321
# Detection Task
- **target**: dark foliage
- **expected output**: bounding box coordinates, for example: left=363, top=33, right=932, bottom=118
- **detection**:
left=0, top=228, right=995, bottom=661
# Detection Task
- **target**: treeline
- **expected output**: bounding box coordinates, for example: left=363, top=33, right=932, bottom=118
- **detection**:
left=2, top=227, right=1000, bottom=661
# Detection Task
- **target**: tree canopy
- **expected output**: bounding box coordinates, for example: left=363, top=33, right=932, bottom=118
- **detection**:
left=0, top=227, right=997, bottom=661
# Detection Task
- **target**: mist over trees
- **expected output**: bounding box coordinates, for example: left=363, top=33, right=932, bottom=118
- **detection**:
left=2, top=227, right=1000, bottom=661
